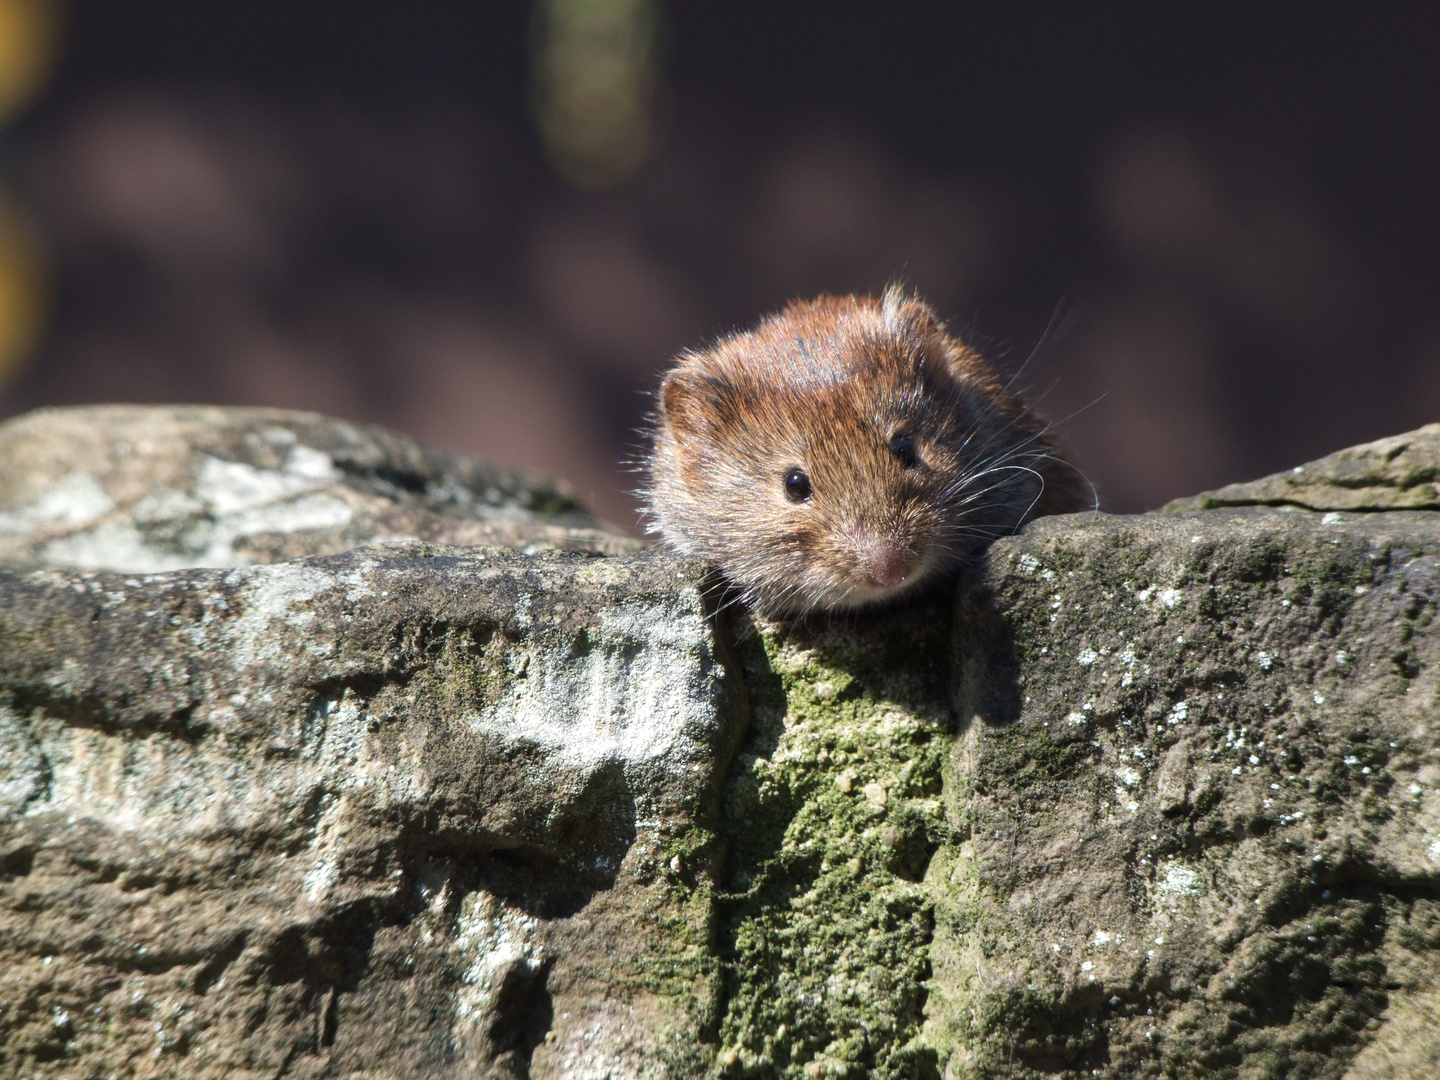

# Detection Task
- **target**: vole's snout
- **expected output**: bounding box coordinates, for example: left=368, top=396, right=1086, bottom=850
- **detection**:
left=850, top=531, right=914, bottom=588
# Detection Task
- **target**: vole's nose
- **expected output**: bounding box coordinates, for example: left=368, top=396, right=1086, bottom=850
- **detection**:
left=853, top=533, right=911, bottom=587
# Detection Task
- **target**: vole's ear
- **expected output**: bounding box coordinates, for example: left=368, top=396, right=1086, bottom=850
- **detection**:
left=879, top=284, right=942, bottom=342
left=660, top=368, right=718, bottom=443
left=880, top=285, right=964, bottom=382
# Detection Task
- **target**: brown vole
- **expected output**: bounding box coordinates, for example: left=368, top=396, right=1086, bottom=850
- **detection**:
left=643, top=287, right=1091, bottom=616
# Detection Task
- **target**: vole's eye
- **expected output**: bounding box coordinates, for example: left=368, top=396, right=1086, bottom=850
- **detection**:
left=889, top=433, right=920, bottom=469
left=784, top=467, right=813, bottom=502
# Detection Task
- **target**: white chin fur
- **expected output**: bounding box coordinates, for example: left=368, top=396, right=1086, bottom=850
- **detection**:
left=819, top=579, right=921, bottom=612
left=768, top=570, right=932, bottom=616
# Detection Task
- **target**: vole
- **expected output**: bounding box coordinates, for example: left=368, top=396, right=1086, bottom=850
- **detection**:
left=642, top=287, right=1091, bottom=617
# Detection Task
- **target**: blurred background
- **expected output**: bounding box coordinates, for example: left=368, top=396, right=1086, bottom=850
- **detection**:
left=0, top=1, right=1437, bottom=529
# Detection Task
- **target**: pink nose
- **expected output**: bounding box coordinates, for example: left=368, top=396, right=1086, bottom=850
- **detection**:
left=856, top=536, right=910, bottom=587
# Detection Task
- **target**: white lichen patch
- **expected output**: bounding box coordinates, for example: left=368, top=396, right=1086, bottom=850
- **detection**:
left=42, top=523, right=203, bottom=574
left=0, top=471, right=115, bottom=534
left=466, top=595, right=722, bottom=817
left=301, top=857, right=338, bottom=902
left=282, top=443, right=343, bottom=482
left=36, top=724, right=209, bottom=835
left=224, top=562, right=333, bottom=669
left=0, top=706, right=45, bottom=816
left=132, top=487, right=205, bottom=523
left=1155, top=862, right=1204, bottom=902
left=195, top=452, right=338, bottom=516
left=24, top=448, right=355, bottom=572
left=222, top=490, right=354, bottom=541
left=452, top=890, right=546, bottom=1044
left=300, top=690, right=368, bottom=767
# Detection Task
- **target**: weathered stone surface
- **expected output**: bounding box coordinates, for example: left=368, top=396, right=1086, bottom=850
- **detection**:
left=1164, top=423, right=1440, bottom=513
left=930, top=507, right=1440, bottom=1078
left=0, top=544, right=734, bottom=1079
left=3, top=406, right=1440, bottom=1079
left=0, top=405, right=639, bottom=572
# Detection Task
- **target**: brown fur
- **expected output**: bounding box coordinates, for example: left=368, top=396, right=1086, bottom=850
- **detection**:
left=644, top=288, right=1090, bottom=615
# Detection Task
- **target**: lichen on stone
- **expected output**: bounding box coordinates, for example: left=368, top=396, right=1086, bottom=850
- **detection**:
left=930, top=508, right=1440, bottom=1079
left=712, top=596, right=954, bottom=1078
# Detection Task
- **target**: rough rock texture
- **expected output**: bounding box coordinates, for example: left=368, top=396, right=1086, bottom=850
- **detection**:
left=1, top=545, right=732, bottom=1079
left=936, top=508, right=1440, bottom=1079
left=0, top=405, right=639, bottom=572
left=1164, top=423, right=1440, bottom=513
left=2, top=408, right=1439, bottom=1079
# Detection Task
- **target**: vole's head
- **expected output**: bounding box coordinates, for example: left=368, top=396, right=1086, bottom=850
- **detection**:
left=645, top=288, right=1075, bottom=616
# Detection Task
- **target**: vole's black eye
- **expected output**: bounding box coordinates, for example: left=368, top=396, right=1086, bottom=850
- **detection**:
left=889, top=433, right=920, bottom=469
left=784, top=467, right=813, bottom=502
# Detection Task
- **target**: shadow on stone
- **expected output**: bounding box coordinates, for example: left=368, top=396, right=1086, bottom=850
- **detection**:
left=951, top=562, right=1025, bottom=730
left=263, top=901, right=386, bottom=1052
left=488, top=956, right=555, bottom=1079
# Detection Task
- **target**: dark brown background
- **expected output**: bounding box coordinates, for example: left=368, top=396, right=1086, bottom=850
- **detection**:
left=1, top=2, right=1438, bottom=529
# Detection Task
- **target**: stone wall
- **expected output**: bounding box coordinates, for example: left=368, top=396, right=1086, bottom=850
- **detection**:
left=1, top=407, right=1437, bottom=1079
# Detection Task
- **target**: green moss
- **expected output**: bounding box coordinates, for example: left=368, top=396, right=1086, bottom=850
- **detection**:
left=711, top=596, right=955, bottom=1079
